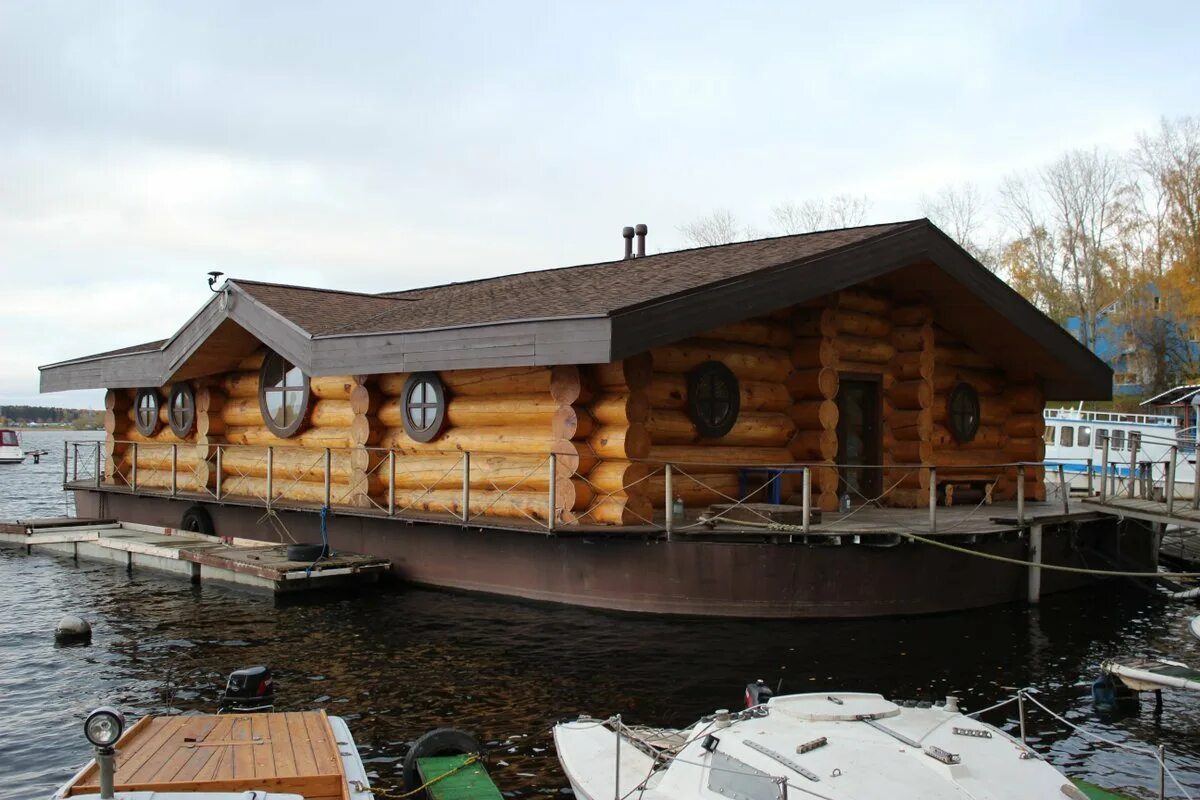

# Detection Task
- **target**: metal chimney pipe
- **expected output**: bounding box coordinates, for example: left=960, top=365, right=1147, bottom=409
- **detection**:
left=622, top=226, right=635, bottom=259
left=635, top=224, right=647, bottom=257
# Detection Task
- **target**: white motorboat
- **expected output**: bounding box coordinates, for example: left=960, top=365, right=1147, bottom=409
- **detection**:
left=555, top=687, right=1110, bottom=800
left=1103, top=656, right=1200, bottom=693
left=0, top=428, right=25, bottom=464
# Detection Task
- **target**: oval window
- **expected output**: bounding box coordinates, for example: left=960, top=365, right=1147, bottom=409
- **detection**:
left=134, top=388, right=161, bottom=437
left=948, top=383, right=980, bottom=443
left=258, top=352, right=310, bottom=438
left=687, top=361, right=740, bottom=438
left=402, top=372, right=448, bottom=443
left=168, top=383, right=196, bottom=438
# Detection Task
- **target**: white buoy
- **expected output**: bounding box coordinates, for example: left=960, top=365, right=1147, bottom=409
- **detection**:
left=55, top=615, right=92, bottom=643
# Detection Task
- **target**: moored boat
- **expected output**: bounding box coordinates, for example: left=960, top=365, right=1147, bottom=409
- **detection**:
left=0, top=428, right=25, bottom=464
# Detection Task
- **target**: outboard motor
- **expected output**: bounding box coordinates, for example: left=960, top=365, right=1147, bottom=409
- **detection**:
left=745, top=679, right=774, bottom=709
left=218, top=666, right=275, bottom=713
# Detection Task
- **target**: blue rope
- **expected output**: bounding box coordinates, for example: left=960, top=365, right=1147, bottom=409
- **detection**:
left=305, top=505, right=331, bottom=577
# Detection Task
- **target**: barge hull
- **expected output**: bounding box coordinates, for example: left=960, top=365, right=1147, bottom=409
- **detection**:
left=74, top=490, right=1150, bottom=618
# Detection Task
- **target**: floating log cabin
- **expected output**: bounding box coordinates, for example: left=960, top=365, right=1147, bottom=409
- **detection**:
left=42, top=219, right=1147, bottom=617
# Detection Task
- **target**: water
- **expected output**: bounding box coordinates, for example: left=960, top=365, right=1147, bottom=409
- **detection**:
left=2, top=430, right=1199, bottom=799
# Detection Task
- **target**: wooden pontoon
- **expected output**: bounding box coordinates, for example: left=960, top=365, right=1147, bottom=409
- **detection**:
left=55, top=710, right=369, bottom=799
left=40, top=219, right=1150, bottom=617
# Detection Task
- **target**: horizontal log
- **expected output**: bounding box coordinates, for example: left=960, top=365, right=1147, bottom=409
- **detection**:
left=310, top=399, right=355, bottom=429
left=1006, top=437, right=1045, bottom=463
left=121, top=426, right=187, bottom=445
left=835, top=335, right=895, bottom=365
left=813, top=465, right=839, bottom=494
left=793, top=308, right=838, bottom=338
left=196, top=412, right=225, bottom=438
left=928, top=449, right=1009, bottom=467
left=931, top=394, right=1008, bottom=426
left=891, top=305, right=933, bottom=326
left=380, top=425, right=583, bottom=460
left=221, top=397, right=266, bottom=427
left=222, top=371, right=260, bottom=399
left=647, top=445, right=793, bottom=466
left=379, top=365, right=586, bottom=405
left=217, top=474, right=367, bottom=508
left=836, top=309, right=891, bottom=339
left=382, top=488, right=574, bottom=524
left=195, top=387, right=224, bottom=414
left=886, top=408, right=932, bottom=442
left=837, top=289, right=890, bottom=315
left=1005, top=415, right=1045, bottom=438
left=933, top=344, right=994, bottom=370
left=788, top=429, right=837, bottom=461
left=887, top=488, right=929, bottom=508
left=579, top=495, right=654, bottom=526
left=889, top=380, right=932, bottom=410
left=646, top=374, right=791, bottom=412
left=382, top=451, right=575, bottom=490
left=591, top=354, right=653, bottom=391
left=589, top=424, right=651, bottom=459
left=930, top=424, right=1004, bottom=449
left=115, top=445, right=202, bottom=473
left=122, top=468, right=206, bottom=493
left=891, top=325, right=934, bottom=353
left=706, top=318, right=792, bottom=348
left=237, top=351, right=266, bottom=371
left=105, top=389, right=132, bottom=412
left=791, top=337, right=837, bottom=370
left=379, top=394, right=560, bottom=429
left=788, top=400, right=838, bottom=430
left=650, top=341, right=793, bottom=383
left=585, top=460, right=652, bottom=495
left=787, top=368, right=838, bottom=400
left=645, top=410, right=796, bottom=447
left=647, top=472, right=742, bottom=508
left=932, top=366, right=1006, bottom=396
left=223, top=425, right=356, bottom=449
left=311, top=375, right=359, bottom=401
left=589, top=392, right=651, bottom=425
left=218, top=446, right=368, bottom=482
left=1007, top=384, right=1043, bottom=414
left=886, top=439, right=932, bottom=465
left=893, top=351, right=934, bottom=381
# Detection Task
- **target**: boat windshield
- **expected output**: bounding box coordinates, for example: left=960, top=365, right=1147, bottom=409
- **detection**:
left=0, top=431, right=17, bottom=447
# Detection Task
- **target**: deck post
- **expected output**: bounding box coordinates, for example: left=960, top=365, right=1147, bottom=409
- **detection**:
left=547, top=453, right=557, bottom=532
left=1194, top=447, right=1200, bottom=510
left=1057, top=464, right=1068, bottom=514
left=266, top=446, right=274, bottom=508
left=460, top=451, right=469, bottom=522
left=215, top=446, right=223, bottom=501
left=131, top=442, right=138, bottom=492
left=1158, top=744, right=1166, bottom=800
left=664, top=463, right=673, bottom=538
left=928, top=467, right=937, bottom=533
left=1017, top=690, right=1028, bottom=744
left=93, top=443, right=101, bottom=489
left=323, top=448, right=332, bottom=508
left=1017, top=465, right=1025, bottom=524
left=1166, top=448, right=1177, bottom=515
left=614, top=714, right=622, bottom=800
left=66, top=441, right=72, bottom=484
left=171, top=444, right=178, bottom=497
left=802, top=466, right=812, bottom=534
left=1128, top=432, right=1140, bottom=498
left=1086, top=457, right=1094, bottom=495
left=389, top=450, right=397, bottom=516
left=1027, top=523, right=1043, bottom=604
left=1099, top=435, right=1110, bottom=502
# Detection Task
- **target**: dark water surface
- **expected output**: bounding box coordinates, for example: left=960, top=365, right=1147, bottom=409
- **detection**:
left=2, top=430, right=1200, bottom=799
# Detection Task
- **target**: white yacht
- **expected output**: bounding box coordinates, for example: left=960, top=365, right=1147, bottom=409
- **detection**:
left=0, top=428, right=25, bottom=464
left=555, top=688, right=1117, bottom=800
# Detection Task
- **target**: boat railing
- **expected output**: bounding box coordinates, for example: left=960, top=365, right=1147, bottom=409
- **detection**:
left=63, top=439, right=1123, bottom=536
left=1044, top=407, right=1178, bottom=426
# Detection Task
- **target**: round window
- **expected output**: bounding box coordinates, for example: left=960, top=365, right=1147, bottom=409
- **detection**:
left=168, top=383, right=196, bottom=438
left=258, top=352, right=310, bottom=438
left=687, top=361, right=740, bottom=438
left=134, top=388, right=161, bottom=437
left=948, top=383, right=980, bottom=443
left=401, top=372, right=448, bottom=443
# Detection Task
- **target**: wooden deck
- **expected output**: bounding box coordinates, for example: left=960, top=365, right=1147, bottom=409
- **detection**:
left=64, top=711, right=350, bottom=799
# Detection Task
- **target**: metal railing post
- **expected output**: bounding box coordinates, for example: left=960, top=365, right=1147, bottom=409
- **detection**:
left=460, top=451, right=469, bottom=522
left=266, top=446, right=274, bottom=508
left=1086, top=457, right=1094, bottom=495
left=928, top=466, right=937, bottom=533
left=1194, top=446, right=1200, bottom=510
left=1058, top=464, right=1068, bottom=514
left=1017, top=464, right=1025, bottom=523
left=1158, top=744, right=1166, bottom=800
left=131, top=442, right=139, bottom=492
left=1099, top=435, right=1110, bottom=502
left=802, top=466, right=812, bottom=534
left=1017, top=690, right=1028, bottom=744
left=65, top=441, right=71, bottom=484
left=547, top=453, right=557, bottom=532
left=171, top=444, right=178, bottom=497
left=664, top=463, right=673, bottom=538
left=389, top=450, right=397, bottom=516
left=1166, top=448, right=1177, bottom=515
left=215, top=445, right=223, bottom=501
left=613, top=713, right=622, bottom=800
left=323, top=448, right=332, bottom=508
left=94, top=443, right=101, bottom=488
left=1128, top=432, right=1140, bottom=498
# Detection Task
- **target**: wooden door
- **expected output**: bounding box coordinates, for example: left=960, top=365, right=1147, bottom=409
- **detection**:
left=837, top=378, right=882, bottom=503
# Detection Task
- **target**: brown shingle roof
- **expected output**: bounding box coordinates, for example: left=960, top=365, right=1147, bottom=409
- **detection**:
left=234, top=222, right=916, bottom=337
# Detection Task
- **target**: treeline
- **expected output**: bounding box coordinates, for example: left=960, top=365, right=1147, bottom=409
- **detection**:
left=679, top=115, right=1200, bottom=394
left=0, top=406, right=104, bottom=429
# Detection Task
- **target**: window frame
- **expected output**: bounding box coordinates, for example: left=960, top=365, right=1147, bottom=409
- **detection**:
left=686, top=361, right=740, bottom=438
left=1045, top=425, right=1056, bottom=444
left=134, top=388, right=161, bottom=437
left=167, top=382, right=197, bottom=438
left=1060, top=426, right=1074, bottom=447
left=258, top=352, right=311, bottom=438
left=1078, top=426, right=1091, bottom=447
left=401, top=372, right=448, bottom=443
left=947, top=383, right=981, bottom=444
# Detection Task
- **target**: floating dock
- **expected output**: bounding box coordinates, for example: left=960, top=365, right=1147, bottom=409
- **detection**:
left=0, top=517, right=390, bottom=593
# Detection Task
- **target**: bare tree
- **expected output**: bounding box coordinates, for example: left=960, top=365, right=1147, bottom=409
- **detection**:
left=770, top=194, right=871, bottom=234
left=921, top=183, right=997, bottom=269
left=677, top=209, right=756, bottom=247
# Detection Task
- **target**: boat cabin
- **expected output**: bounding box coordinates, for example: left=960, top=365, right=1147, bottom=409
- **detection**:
left=41, top=219, right=1110, bottom=528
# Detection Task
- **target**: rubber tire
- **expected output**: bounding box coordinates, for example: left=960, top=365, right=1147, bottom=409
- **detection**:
left=286, top=543, right=329, bottom=561
left=180, top=505, right=215, bottom=536
left=403, top=728, right=483, bottom=795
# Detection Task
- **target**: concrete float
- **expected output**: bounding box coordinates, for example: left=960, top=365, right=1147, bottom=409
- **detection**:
left=0, top=517, right=390, bottom=594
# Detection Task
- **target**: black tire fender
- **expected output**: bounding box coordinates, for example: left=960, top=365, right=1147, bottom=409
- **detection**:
left=180, top=505, right=215, bottom=536
left=285, top=543, right=329, bottom=561
left=403, top=728, right=483, bottom=794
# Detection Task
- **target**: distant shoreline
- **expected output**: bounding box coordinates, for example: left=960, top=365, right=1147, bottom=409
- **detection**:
left=3, top=426, right=103, bottom=432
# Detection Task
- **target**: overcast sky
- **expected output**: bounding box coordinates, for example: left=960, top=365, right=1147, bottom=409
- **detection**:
left=2, top=1, right=1197, bottom=409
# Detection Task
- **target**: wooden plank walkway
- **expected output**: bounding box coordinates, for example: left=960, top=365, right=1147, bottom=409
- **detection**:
left=64, top=711, right=349, bottom=799
left=1082, top=495, right=1200, bottom=528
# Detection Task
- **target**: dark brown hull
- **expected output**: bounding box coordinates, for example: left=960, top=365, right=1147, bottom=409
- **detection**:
left=74, top=490, right=1149, bottom=618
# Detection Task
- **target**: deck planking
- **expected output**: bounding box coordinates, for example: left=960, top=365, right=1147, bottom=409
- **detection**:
left=65, top=710, right=348, bottom=799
